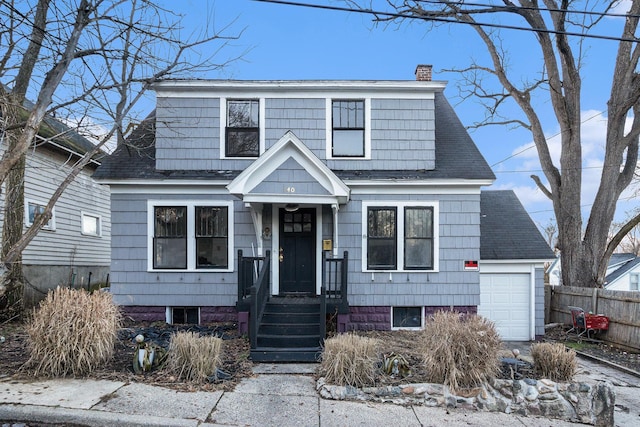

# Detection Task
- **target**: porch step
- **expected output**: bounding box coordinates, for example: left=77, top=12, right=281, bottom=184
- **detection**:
left=250, top=347, right=322, bottom=363
left=251, top=299, right=324, bottom=363
left=260, top=322, right=320, bottom=335
left=257, top=333, right=323, bottom=348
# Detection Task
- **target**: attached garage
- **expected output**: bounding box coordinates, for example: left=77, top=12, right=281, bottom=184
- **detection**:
left=479, top=191, right=555, bottom=342
left=479, top=271, right=532, bottom=341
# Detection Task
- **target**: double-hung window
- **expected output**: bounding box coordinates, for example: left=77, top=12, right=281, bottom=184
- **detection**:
left=153, top=206, right=187, bottom=269
left=367, top=207, right=397, bottom=269
left=364, top=202, right=438, bottom=272
left=150, top=201, right=232, bottom=271
left=226, top=100, right=259, bottom=157
left=25, top=199, right=55, bottom=231
left=331, top=100, right=365, bottom=157
left=631, top=273, right=639, bottom=291
left=404, top=207, right=434, bottom=270
left=195, top=206, right=228, bottom=269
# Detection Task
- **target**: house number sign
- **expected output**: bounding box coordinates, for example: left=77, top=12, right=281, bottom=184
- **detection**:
left=285, top=186, right=296, bottom=193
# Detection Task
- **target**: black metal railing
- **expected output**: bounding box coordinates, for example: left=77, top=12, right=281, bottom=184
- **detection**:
left=248, top=250, right=271, bottom=349
left=323, top=250, right=349, bottom=313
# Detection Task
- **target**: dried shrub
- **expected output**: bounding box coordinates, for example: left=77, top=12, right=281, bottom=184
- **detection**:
left=421, top=311, right=502, bottom=392
left=320, top=333, right=380, bottom=387
left=24, top=287, right=122, bottom=377
left=166, top=331, right=223, bottom=382
left=531, top=342, right=576, bottom=382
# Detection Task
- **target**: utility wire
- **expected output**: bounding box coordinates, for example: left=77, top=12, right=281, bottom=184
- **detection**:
left=419, top=0, right=636, bottom=19
left=490, top=110, right=607, bottom=167
left=253, top=0, right=640, bottom=43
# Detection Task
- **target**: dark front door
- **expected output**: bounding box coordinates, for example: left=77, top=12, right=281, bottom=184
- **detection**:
left=279, top=207, right=315, bottom=295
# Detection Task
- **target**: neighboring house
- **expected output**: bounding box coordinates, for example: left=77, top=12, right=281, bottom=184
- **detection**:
left=546, top=252, right=640, bottom=291
left=93, top=65, right=552, bottom=361
left=0, top=106, right=111, bottom=306
left=478, top=190, right=555, bottom=341
left=605, top=254, right=640, bottom=291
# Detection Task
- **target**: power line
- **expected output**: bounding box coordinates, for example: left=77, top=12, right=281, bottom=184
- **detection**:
left=490, top=110, right=607, bottom=167
left=419, top=0, right=636, bottom=20
left=253, top=0, right=640, bottom=43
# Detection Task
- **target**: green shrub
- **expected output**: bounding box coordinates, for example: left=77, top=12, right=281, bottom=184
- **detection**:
left=421, top=311, right=502, bottom=391
left=531, top=342, right=576, bottom=382
left=319, top=333, right=380, bottom=387
left=166, top=331, right=223, bottom=382
left=24, top=286, right=121, bottom=377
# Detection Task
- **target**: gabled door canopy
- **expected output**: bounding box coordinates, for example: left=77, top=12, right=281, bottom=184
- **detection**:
left=226, top=131, right=350, bottom=205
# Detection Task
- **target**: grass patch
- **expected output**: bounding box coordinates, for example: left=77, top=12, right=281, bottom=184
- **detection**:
left=166, top=331, right=223, bottom=382
left=320, top=333, right=380, bottom=387
left=531, top=342, right=577, bottom=382
left=24, top=287, right=121, bottom=377
left=421, top=311, right=502, bottom=392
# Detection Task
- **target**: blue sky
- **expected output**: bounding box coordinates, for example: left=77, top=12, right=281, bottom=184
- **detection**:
left=160, top=0, right=637, bottom=229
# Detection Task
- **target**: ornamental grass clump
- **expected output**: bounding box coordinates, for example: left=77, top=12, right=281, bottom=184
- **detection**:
left=24, top=286, right=122, bottom=377
left=531, top=342, right=577, bottom=382
left=421, top=311, right=502, bottom=392
left=319, top=333, right=380, bottom=387
left=166, top=331, right=223, bottom=382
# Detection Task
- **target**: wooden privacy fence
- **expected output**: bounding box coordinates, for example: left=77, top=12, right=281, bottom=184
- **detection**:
left=546, top=285, right=640, bottom=351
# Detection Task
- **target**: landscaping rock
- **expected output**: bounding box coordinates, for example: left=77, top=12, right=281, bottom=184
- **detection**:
left=317, top=377, right=615, bottom=426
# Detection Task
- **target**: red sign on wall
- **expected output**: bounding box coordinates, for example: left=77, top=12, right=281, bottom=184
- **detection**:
left=464, top=260, right=479, bottom=270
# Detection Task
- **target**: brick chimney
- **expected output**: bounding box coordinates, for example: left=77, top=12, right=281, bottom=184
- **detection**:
left=415, top=64, right=432, bottom=81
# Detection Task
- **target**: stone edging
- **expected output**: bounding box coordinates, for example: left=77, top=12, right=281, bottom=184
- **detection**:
left=317, top=377, right=615, bottom=426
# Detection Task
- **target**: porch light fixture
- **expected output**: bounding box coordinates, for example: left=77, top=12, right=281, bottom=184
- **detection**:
left=285, top=203, right=299, bottom=212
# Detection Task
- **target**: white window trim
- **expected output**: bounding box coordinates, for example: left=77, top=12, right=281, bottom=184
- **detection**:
left=219, top=97, right=265, bottom=159
left=80, top=211, right=102, bottom=237
left=147, top=200, right=234, bottom=272
left=361, top=201, right=439, bottom=273
left=391, top=306, right=425, bottom=331
left=25, top=199, right=56, bottom=231
left=326, top=97, right=371, bottom=160
left=630, top=273, right=639, bottom=291
left=166, top=306, right=201, bottom=325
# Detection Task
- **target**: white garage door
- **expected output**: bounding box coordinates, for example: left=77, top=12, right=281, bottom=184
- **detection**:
left=478, top=273, right=531, bottom=341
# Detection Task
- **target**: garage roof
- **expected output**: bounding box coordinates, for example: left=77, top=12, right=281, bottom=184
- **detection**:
left=480, top=190, right=555, bottom=260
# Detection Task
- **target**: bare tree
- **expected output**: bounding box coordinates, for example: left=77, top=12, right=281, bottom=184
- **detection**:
left=611, top=208, right=640, bottom=255
left=0, top=0, right=242, bottom=317
left=347, top=0, right=640, bottom=288
left=540, top=218, right=558, bottom=251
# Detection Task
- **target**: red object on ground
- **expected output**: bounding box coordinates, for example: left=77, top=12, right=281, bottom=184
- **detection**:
left=585, top=314, right=609, bottom=331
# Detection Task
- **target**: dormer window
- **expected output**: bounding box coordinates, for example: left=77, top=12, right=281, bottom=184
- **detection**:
left=331, top=100, right=365, bottom=157
left=226, top=100, right=259, bottom=157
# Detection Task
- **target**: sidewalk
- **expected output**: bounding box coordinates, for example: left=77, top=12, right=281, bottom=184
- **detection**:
left=0, top=362, right=608, bottom=427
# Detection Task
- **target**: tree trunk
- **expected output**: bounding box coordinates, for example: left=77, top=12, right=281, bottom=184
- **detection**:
left=0, top=101, right=26, bottom=318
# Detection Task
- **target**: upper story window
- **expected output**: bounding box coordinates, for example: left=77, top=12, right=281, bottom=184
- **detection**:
left=362, top=202, right=439, bottom=272
left=149, top=201, right=233, bottom=272
left=25, top=199, right=56, bottom=231
left=631, top=273, right=639, bottom=291
left=81, top=212, right=102, bottom=237
left=226, top=100, right=259, bottom=157
left=332, top=100, right=365, bottom=157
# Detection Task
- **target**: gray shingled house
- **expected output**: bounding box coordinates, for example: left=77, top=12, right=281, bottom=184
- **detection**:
left=93, top=66, right=553, bottom=361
